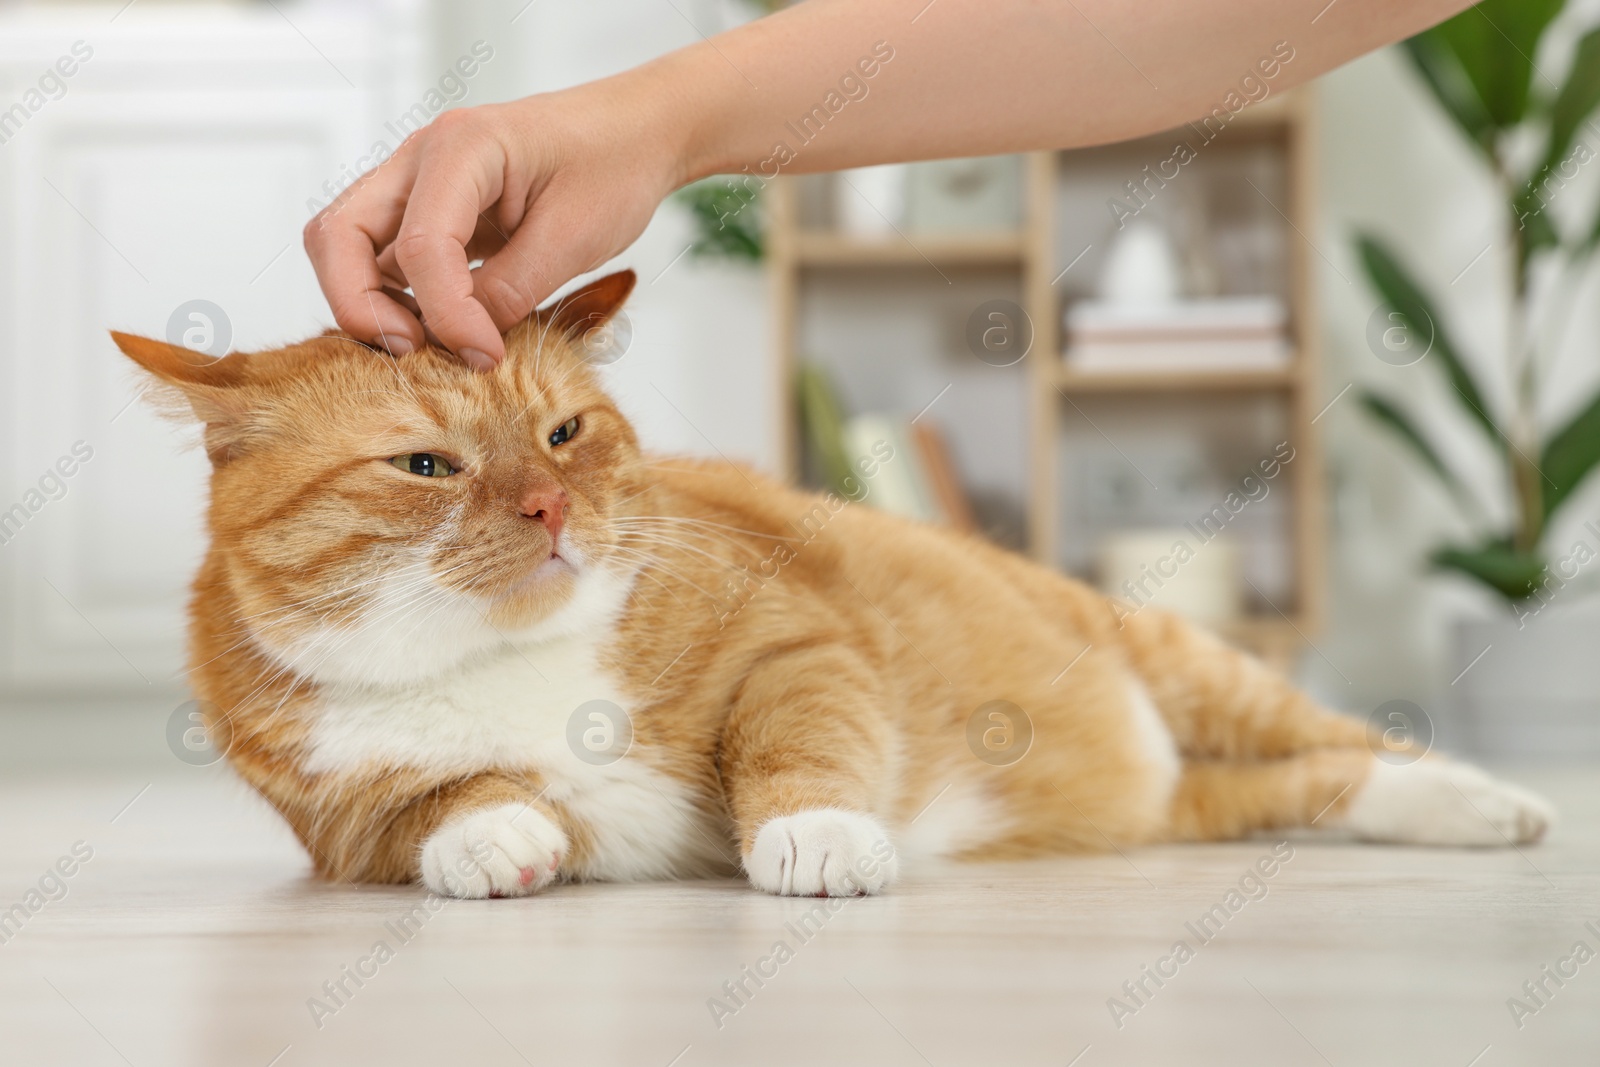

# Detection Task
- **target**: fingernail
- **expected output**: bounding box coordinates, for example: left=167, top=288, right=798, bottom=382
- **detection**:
left=459, top=347, right=496, bottom=372
left=386, top=335, right=415, bottom=356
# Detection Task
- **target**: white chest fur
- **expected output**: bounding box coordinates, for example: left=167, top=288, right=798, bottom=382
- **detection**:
left=297, top=567, right=730, bottom=881
left=303, top=632, right=625, bottom=778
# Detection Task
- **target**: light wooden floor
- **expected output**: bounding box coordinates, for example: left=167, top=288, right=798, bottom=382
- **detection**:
left=0, top=765, right=1595, bottom=1067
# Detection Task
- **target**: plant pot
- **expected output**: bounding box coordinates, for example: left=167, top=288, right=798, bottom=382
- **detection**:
left=1446, top=610, right=1600, bottom=759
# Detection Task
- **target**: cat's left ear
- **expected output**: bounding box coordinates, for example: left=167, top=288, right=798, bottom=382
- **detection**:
left=536, top=269, right=636, bottom=340
left=109, top=332, right=257, bottom=462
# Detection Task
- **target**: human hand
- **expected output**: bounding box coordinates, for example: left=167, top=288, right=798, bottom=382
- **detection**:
left=303, top=76, right=689, bottom=368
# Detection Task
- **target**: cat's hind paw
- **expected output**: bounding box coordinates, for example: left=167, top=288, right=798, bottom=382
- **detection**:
left=744, top=808, right=898, bottom=897
left=1336, top=759, right=1554, bottom=847
left=420, top=802, right=568, bottom=899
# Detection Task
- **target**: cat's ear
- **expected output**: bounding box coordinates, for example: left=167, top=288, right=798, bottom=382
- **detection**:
left=538, top=269, right=636, bottom=339
left=110, top=332, right=255, bottom=461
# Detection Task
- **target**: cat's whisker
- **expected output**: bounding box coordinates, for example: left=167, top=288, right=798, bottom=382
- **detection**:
left=608, top=479, right=660, bottom=510
left=611, top=528, right=764, bottom=568
left=226, top=571, right=458, bottom=647
left=222, top=544, right=485, bottom=629
left=616, top=514, right=804, bottom=544
left=612, top=531, right=752, bottom=580
left=611, top=517, right=762, bottom=554
left=199, top=526, right=562, bottom=677
left=226, top=567, right=414, bottom=628
left=251, top=576, right=475, bottom=731
left=612, top=521, right=772, bottom=563
left=194, top=570, right=430, bottom=676
left=613, top=544, right=748, bottom=593
left=620, top=566, right=684, bottom=607
left=235, top=558, right=483, bottom=684
left=260, top=579, right=450, bottom=683
left=612, top=514, right=758, bottom=542
left=598, top=552, right=685, bottom=608
left=601, top=545, right=727, bottom=608
left=602, top=542, right=707, bottom=583
left=602, top=543, right=714, bottom=591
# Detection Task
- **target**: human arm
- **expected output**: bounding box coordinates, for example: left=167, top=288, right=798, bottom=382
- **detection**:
left=303, top=0, right=1474, bottom=365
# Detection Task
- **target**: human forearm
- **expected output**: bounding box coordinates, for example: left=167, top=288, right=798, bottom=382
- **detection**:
left=648, top=0, right=1475, bottom=181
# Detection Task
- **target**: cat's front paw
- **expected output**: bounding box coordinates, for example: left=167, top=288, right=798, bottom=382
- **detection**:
left=744, top=808, right=898, bottom=897
left=420, top=802, right=568, bottom=899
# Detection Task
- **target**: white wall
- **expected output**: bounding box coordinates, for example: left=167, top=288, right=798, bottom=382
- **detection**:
left=0, top=0, right=433, bottom=697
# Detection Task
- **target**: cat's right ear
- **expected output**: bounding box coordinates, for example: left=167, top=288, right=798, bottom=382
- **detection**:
left=110, top=332, right=255, bottom=460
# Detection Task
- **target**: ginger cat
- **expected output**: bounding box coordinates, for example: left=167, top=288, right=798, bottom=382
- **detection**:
left=113, top=270, right=1551, bottom=899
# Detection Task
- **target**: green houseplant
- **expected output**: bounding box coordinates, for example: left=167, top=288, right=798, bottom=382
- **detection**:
left=673, top=178, right=765, bottom=261
left=1359, top=0, right=1600, bottom=604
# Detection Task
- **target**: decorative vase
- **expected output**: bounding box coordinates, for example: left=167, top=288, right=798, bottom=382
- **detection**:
left=1445, top=608, right=1600, bottom=759
left=902, top=155, right=1021, bottom=233
left=835, top=164, right=908, bottom=236
left=1098, top=220, right=1183, bottom=306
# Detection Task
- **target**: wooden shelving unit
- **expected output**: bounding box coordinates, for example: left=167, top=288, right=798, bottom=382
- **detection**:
left=766, top=89, right=1323, bottom=666
left=1054, top=365, right=1298, bottom=393
left=791, top=231, right=1028, bottom=267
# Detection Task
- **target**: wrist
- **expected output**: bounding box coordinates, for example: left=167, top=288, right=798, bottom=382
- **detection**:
left=618, top=42, right=749, bottom=189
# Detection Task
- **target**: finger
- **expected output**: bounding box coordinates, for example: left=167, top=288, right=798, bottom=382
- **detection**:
left=392, top=112, right=508, bottom=366
left=471, top=198, right=613, bottom=331
left=375, top=244, right=406, bottom=290
left=463, top=220, right=510, bottom=262
left=303, top=153, right=427, bottom=355
left=421, top=320, right=447, bottom=352
left=381, top=286, right=422, bottom=320
left=376, top=215, right=507, bottom=290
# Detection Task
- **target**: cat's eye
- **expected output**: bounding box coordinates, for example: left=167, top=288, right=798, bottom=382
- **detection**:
left=389, top=453, right=455, bottom=478
left=549, top=417, right=580, bottom=448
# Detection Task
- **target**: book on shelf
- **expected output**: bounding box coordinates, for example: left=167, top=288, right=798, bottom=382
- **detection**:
left=910, top=421, right=977, bottom=531
left=796, top=362, right=976, bottom=531
left=1063, top=295, right=1291, bottom=373
left=796, top=363, right=854, bottom=492
left=843, top=415, right=935, bottom=521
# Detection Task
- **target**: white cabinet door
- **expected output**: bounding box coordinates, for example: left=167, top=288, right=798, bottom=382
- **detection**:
left=0, top=3, right=427, bottom=694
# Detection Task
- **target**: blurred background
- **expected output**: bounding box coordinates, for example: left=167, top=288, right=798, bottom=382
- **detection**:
left=3, top=0, right=1600, bottom=769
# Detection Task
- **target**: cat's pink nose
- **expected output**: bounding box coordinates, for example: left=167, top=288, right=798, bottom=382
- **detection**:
left=519, top=486, right=569, bottom=544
